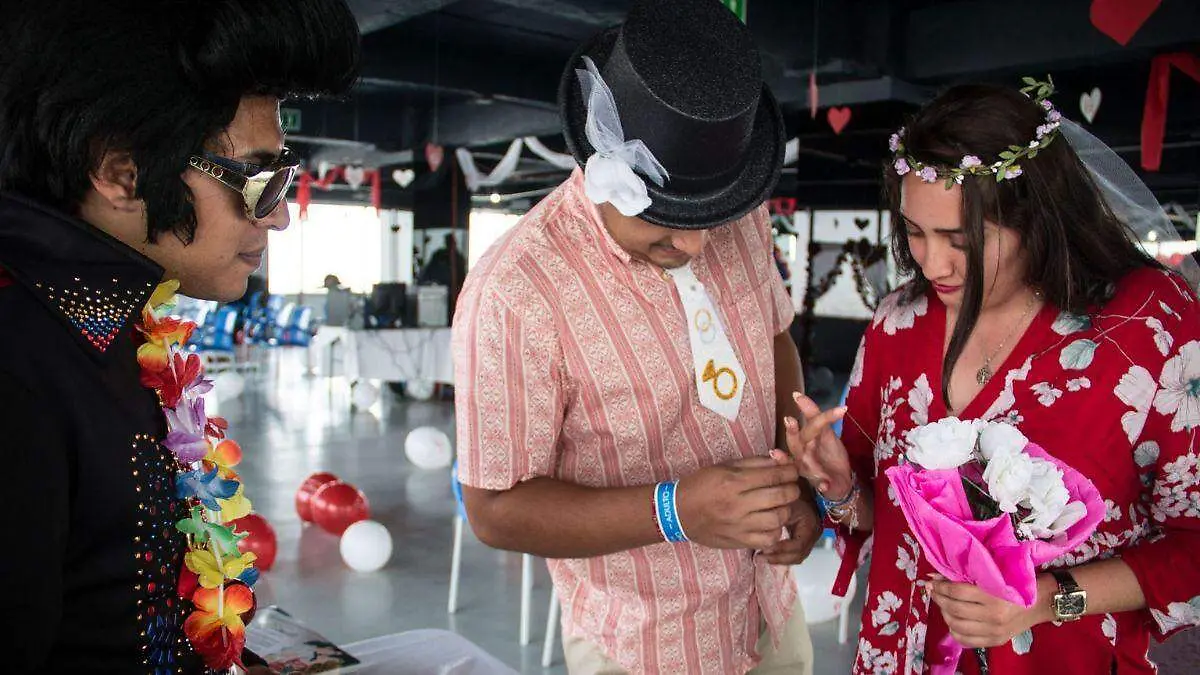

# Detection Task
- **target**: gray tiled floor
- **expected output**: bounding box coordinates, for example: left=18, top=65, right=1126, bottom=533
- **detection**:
left=216, top=348, right=859, bottom=674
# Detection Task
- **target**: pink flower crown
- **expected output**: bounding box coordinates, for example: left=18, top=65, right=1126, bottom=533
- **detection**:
left=890, top=76, right=1062, bottom=188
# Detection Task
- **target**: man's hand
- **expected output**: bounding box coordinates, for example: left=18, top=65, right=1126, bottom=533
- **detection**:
left=675, top=456, right=802, bottom=551
left=759, top=448, right=822, bottom=564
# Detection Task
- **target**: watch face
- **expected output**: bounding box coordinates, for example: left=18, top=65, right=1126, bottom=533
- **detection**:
left=1056, top=591, right=1087, bottom=618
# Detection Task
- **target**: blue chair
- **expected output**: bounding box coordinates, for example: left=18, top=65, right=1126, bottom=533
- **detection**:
left=200, top=306, right=238, bottom=352
left=283, top=306, right=314, bottom=346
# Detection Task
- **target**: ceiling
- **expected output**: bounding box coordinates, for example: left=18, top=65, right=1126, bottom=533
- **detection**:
left=288, top=0, right=1200, bottom=212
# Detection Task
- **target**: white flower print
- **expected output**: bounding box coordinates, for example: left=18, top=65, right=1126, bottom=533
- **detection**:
left=887, top=481, right=900, bottom=507
left=1135, top=441, right=1161, bottom=468
left=1146, top=317, right=1174, bottom=356
left=1160, top=300, right=1180, bottom=320
left=1104, top=499, right=1122, bottom=523
left=896, top=533, right=920, bottom=582
left=1102, top=614, right=1118, bottom=646
left=1060, top=338, right=1099, bottom=370
left=982, top=356, right=1033, bottom=421
left=1052, top=311, right=1091, bottom=336
left=871, top=652, right=898, bottom=675
left=1115, top=365, right=1157, bottom=444
left=1150, top=596, right=1200, bottom=633
left=855, top=638, right=884, bottom=672
left=1152, top=452, right=1200, bottom=522
left=904, top=621, right=927, bottom=674
left=1153, top=340, right=1200, bottom=432
left=871, top=591, right=902, bottom=624
left=1066, top=377, right=1091, bottom=392
left=849, top=336, right=866, bottom=388
left=907, top=374, right=933, bottom=427
left=874, top=292, right=928, bottom=336
left=1031, top=382, right=1063, bottom=407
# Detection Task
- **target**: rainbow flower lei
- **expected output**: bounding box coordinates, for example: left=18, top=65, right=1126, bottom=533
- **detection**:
left=136, top=280, right=258, bottom=671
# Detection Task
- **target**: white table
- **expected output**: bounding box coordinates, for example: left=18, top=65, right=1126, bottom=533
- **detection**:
left=309, top=326, right=455, bottom=390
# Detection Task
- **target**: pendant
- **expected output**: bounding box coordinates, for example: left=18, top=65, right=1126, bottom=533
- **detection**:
left=976, top=365, right=992, bottom=385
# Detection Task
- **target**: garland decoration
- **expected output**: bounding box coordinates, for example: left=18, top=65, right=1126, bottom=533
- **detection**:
left=136, top=280, right=258, bottom=671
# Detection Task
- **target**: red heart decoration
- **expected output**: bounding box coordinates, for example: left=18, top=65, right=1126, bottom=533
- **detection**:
left=827, top=107, right=852, bottom=135
left=1090, top=0, right=1161, bottom=46
left=425, top=143, right=445, bottom=172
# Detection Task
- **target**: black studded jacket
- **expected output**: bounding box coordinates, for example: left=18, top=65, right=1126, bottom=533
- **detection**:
left=0, top=193, right=206, bottom=673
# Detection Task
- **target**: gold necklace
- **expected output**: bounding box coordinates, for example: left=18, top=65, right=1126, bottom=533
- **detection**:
left=975, top=291, right=1041, bottom=385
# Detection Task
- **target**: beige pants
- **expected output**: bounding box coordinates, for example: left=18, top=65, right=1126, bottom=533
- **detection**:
left=562, top=601, right=813, bottom=675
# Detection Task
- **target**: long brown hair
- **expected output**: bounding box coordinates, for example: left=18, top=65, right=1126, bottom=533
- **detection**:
left=884, top=84, right=1159, bottom=406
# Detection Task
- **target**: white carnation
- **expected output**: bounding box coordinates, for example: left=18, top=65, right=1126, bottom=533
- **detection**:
left=982, top=445, right=1036, bottom=513
left=907, top=417, right=981, bottom=470
left=978, top=422, right=1028, bottom=461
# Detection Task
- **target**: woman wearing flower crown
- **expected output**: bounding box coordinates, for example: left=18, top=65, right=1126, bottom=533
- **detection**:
left=782, top=79, right=1200, bottom=673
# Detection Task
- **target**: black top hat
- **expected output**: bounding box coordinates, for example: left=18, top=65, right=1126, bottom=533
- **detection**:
left=558, top=0, right=785, bottom=230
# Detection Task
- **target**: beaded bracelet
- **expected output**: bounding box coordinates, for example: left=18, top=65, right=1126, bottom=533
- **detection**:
left=820, top=474, right=859, bottom=510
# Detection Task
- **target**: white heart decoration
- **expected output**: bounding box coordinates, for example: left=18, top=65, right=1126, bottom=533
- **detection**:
left=1080, top=88, right=1102, bottom=124
left=317, top=161, right=332, bottom=180
left=344, top=165, right=366, bottom=190
left=392, top=168, right=415, bottom=188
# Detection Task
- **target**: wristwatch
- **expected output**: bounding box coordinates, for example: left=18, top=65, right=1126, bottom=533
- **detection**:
left=1051, top=570, right=1087, bottom=622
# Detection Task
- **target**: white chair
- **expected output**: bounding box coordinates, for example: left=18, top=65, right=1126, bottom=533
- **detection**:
left=449, top=468, right=559, bottom=662
left=793, top=537, right=859, bottom=645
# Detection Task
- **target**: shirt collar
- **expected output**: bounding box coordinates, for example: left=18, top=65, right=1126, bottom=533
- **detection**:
left=570, top=168, right=634, bottom=265
left=0, top=192, right=164, bottom=356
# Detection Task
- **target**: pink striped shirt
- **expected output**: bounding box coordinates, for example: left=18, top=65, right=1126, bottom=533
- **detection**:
left=453, top=169, right=797, bottom=674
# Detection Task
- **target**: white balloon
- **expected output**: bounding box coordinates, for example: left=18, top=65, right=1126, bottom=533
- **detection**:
left=791, top=547, right=857, bottom=624
left=351, top=381, right=379, bottom=410
left=404, top=426, right=453, bottom=470
left=213, top=372, right=245, bottom=401
left=340, top=520, right=393, bottom=572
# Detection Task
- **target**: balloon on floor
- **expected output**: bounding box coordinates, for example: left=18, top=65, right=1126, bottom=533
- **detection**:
left=232, top=513, right=279, bottom=571
left=340, top=519, right=393, bottom=572
left=295, top=471, right=340, bottom=522
left=405, top=426, right=453, bottom=470
left=311, top=480, right=371, bottom=535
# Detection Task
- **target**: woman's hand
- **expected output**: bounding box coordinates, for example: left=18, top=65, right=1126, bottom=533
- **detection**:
left=930, top=574, right=1051, bottom=648
left=784, top=392, right=852, bottom=499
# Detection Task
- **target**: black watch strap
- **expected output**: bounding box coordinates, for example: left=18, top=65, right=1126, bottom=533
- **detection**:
left=1052, top=569, right=1080, bottom=593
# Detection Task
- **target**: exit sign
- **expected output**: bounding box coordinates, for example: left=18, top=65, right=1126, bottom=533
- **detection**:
left=721, top=0, right=747, bottom=23
left=281, top=107, right=302, bottom=133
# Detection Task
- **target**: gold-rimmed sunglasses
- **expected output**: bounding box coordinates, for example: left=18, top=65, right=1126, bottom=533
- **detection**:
left=187, top=148, right=301, bottom=219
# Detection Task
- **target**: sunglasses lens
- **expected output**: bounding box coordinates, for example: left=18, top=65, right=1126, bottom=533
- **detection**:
left=254, top=166, right=296, bottom=219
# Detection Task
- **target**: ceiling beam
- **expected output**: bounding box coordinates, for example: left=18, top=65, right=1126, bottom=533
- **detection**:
left=348, top=0, right=460, bottom=34
left=905, top=0, right=1200, bottom=80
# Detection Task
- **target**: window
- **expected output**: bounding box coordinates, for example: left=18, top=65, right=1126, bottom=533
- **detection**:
left=468, top=210, right=522, bottom=269
left=268, top=203, right=388, bottom=295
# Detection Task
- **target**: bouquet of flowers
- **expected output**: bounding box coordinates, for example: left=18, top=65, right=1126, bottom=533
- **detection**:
left=884, top=418, right=1106, bottom=674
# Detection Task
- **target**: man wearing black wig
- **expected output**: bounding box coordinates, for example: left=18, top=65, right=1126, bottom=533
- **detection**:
left=0, top=0, right=359, bottom=671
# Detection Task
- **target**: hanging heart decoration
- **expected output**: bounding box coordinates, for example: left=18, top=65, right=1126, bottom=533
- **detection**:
left=827, top=107, right=852, bottom=135
left=392, top=168, right=416, bottom=188
left=425, top=143, right=445, bottom=172
left=1079, top=88, right=1102, bottom=124
left=1089, top=0, right=1161, bottom=46
left=344, top=166, right=366, bottom=190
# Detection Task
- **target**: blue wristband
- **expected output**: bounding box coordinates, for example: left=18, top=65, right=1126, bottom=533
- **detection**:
left=654, top=480, right=689, bottom=543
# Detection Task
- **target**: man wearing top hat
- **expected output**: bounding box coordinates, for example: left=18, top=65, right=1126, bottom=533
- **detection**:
left=452, top=0, right=818, bottom=672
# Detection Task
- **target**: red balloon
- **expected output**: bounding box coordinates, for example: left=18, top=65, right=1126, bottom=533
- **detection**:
left=232, top=513, right=278, bottom=571
left=295, top=472, right=340, bottom=523
left=310, top=481, right=370, bottom=536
